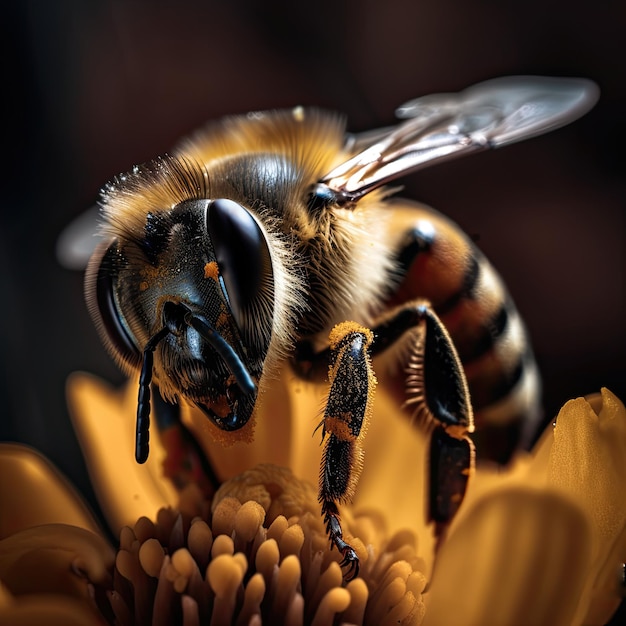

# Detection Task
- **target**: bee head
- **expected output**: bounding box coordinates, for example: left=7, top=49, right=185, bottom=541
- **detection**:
left=86, top=196, right=274, bottom=432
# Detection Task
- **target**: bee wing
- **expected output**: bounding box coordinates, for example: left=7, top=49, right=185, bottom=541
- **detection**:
left=56, top=204, right=105, bottom=270
left=322, top=76, right=599, bottom=201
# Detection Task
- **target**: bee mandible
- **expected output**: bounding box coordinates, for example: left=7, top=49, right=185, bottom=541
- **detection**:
left=84, top=76, right=598, bottom=578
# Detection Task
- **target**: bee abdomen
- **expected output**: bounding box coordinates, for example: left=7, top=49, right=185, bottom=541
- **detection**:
left=387, top=201, right=542, bottom=462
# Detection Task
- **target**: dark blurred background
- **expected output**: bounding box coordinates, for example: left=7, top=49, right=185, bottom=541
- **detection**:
left=1, top=0, right=624, bottom=589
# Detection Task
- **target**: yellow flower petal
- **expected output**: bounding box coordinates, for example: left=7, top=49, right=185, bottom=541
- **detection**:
left=0, top=584, right=108, bottom=626
left=549, top=389, right=626, bottom=545
left=66, top=372, right=179, bottom=533
left=0, top=443, right=102, bottom=539
left=0, top=523, right=113, bottom=620
left=584, top=522, right=626, bottom=625
left=548, top=388, right=626, bottom=624
left=423, top=487, right=592, bottom=626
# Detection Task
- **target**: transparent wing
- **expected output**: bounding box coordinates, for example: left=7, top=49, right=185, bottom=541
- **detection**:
left=321, top=76, right=599, bottom=202
left=56, top=205, right=105, bottom=270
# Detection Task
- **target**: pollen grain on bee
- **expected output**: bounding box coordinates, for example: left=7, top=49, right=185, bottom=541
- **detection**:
left=324, top=415, right=359, bottom=442
left=204, top=261, right=219, bottom=280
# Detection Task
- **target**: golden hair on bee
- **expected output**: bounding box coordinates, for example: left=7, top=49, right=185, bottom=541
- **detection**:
left=177, top=106, right=347, bottom=186
left=99, top=155, right=210, bottom=244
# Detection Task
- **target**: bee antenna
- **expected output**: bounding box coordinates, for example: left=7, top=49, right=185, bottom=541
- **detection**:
left=136, top=326, right=170, bottom=464
left=184, top=313, right=257, bottom=396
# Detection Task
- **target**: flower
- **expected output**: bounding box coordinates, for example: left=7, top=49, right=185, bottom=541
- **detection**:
left=1, top=370, right=625, bottom=625
left=98, top=464, right=427, bottom=625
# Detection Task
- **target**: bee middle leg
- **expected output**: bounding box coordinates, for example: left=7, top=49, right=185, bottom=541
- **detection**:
left=318, top=321, right=376, bottom=580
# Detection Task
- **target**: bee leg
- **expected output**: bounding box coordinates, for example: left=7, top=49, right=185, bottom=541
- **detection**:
left=369, top=302, right=475, bottom=546
left=318, top=321, right=376, bottom=580
left=429, top=425, right=474, bottom=549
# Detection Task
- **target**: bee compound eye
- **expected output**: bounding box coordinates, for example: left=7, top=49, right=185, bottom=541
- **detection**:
left=207, top=198, right=273, bottom=331
left=85, top=242, right=142, bottom=370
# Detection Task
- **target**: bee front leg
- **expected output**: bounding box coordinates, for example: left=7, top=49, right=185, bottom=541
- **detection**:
left=370, top=302, right=475, bottom=546
left=319, top=321, right=376, bottom=580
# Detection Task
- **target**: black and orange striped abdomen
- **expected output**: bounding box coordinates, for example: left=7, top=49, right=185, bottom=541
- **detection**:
left=384, top=200, right=542, bottom=463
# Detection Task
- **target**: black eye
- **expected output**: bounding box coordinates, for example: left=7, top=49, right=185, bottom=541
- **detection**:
left=207, top=198, right=273, bottom=332
left=85, top=241, right=142, bottom=371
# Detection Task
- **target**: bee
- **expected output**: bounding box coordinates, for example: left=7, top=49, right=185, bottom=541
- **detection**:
left=84, top=76, right=598, bottom=578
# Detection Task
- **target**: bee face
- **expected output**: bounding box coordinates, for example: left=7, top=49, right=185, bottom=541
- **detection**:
left=85, top=110, right=372, bottom=438
left=86, top=192, right=275, bottom=431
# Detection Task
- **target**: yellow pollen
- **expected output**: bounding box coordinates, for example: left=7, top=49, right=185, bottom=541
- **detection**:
left=329, top=322, right=374, bottom=350
left=204, top=261, right=219, bottom=280
left=325, top=416, right=357, bottom=441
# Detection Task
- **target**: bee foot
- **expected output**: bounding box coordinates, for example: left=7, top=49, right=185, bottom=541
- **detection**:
left=322, top=501, right=360, bottom=580
left=339, top=547, right=360, bottom=580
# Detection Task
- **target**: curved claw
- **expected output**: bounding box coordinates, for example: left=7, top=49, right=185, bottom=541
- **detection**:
left=340, top=548, right=360, bottom=581
left=322, top=501, right=361, bottom=580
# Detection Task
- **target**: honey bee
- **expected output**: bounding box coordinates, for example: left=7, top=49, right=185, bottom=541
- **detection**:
left=84, top=76, right=598, bottom=578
